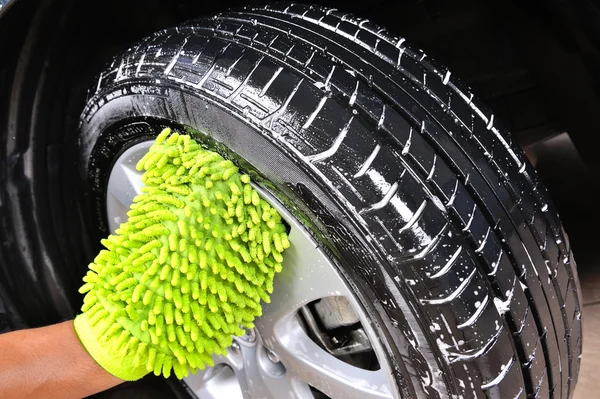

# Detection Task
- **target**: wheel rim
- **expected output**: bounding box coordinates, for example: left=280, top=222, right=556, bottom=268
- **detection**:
left=105, top=140, right=397, bottom=399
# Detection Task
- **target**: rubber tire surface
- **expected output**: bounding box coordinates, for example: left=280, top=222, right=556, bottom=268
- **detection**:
left=79, top=4, right=582, bottom=399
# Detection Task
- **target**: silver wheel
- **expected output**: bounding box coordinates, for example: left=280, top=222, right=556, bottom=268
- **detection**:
left=106, top=141, right=398, bottom=399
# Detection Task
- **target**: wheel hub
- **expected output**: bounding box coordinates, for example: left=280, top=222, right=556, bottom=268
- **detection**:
left=105, top=140, right=397, bottom=399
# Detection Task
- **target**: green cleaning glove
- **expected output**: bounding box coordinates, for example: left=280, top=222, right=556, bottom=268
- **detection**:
left=74, top=128, right=290, bottom=381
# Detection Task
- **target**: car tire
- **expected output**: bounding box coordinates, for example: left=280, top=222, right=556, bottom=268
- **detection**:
left=77, top=4, right=582, bottom=399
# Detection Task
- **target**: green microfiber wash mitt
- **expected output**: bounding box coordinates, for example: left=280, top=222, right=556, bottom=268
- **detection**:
left=74, top=128, right=290, bottom=381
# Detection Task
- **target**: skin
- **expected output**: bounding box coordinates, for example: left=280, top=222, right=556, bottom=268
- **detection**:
left=0, top=320, right=123, bottom=398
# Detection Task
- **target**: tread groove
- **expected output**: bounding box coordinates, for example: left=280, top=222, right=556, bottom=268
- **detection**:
left=306, top=116, right=353, bottom=163
left=421, top=267, right=476, bottom=305
left=360, top=181, right=399, bottom=214
left=354, top=143, right=380, bottom=178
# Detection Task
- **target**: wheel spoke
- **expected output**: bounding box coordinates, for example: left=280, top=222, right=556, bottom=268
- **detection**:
left=105, top=194, right=130, bottom=232
left=264, top=316, right=391, bottom=399
left=106, top=166, right=142, bottom=231
left=258, top=224, right=352, bottom=326
left=105, top=142, right=152, bottom=232
left=184, top=362, right=244, bottom=399
left=236, top=343, right=312, bottom=399
left=122, top=163, right=146, bottom=195
left=108, top=163, right=143, bottom=207
left=189, top=338, right=313, bottom=399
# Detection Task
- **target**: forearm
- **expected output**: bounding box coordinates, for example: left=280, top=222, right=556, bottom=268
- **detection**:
left=0, top=320, right=123, bottom=398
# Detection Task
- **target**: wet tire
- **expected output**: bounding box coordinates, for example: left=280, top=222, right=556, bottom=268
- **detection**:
left=79, top=4, right=582, bottom=398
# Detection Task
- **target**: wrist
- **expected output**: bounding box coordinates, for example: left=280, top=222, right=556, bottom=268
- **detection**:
left=74, top=313, right=149, bottom=382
